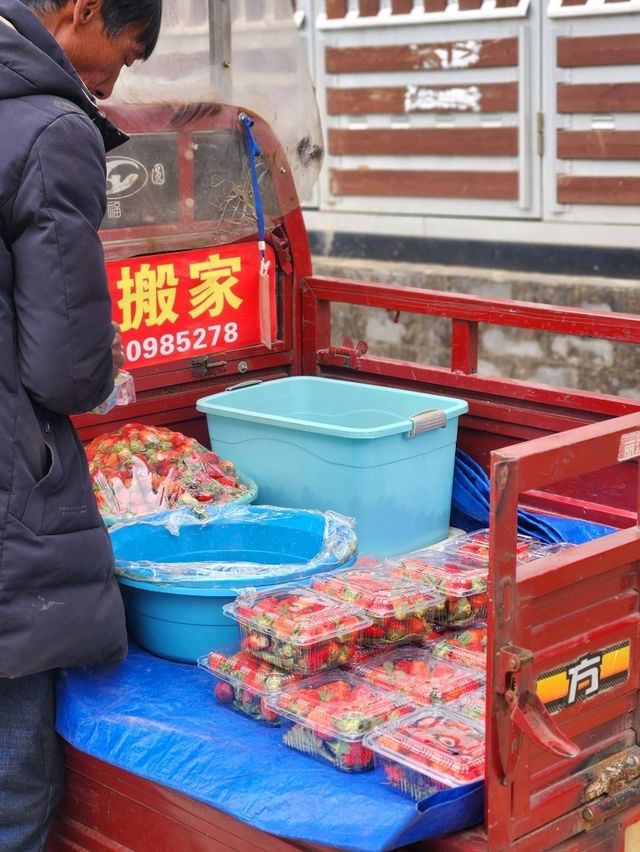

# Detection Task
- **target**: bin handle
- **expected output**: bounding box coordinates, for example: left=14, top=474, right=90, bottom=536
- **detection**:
left=408, top=409, right=447, bottom=437
left=225, top=380, right=264, bottom=392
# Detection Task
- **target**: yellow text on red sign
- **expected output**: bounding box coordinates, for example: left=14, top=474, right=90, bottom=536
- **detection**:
left=106, top=243, right=276, bottom=368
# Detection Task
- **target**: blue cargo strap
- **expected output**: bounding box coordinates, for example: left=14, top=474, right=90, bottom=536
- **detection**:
left=239, top=112, right=269, bottom=279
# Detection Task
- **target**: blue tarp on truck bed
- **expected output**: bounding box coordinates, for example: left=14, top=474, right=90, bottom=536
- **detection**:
left=56, top=643, right=483, bottom=852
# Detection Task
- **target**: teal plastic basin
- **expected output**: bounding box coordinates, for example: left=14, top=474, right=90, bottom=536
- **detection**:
left=111, top=504, right=357, bottom=663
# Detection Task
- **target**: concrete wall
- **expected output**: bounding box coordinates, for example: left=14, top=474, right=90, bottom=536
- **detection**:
left=312, top=256, right=640, bottom=400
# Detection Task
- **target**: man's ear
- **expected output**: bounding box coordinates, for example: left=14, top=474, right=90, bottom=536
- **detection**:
left=72, top=0, right=103, bottom=28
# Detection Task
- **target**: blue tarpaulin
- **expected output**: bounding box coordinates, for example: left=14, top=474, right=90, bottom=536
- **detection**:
left=56, top=644, right=483, bottom=851
left=451, top=449, right=615, bottom=544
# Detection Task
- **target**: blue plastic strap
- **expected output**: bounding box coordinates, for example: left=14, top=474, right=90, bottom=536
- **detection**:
left=239, top=112, right=266, bottom=261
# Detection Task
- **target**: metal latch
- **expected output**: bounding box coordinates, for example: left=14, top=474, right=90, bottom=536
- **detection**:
left=505, top=685, right=580, bottom=759
left=327, top=338, right=368, bottom=368
left=408, top=409, right=447, bottom=437
left=497, top=646, right=580, bottom=782
left=191, top=355, right=227, bottom=378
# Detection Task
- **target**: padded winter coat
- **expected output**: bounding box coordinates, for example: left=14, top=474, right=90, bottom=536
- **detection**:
left=0, top=0, right=128, bottom=677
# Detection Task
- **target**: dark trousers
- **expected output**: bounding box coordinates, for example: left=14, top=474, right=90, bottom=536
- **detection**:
left=0, top=671, right=63, bottom=852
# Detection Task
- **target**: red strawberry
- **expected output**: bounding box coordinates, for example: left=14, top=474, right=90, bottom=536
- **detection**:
left=385, top=618, right=408, bottom=641
left=404, top=616, right=426, bottom=637
left=245, top=632, right=269, bottom=651
left=363, top=625, right=386, bottom=641
left=259, top=698, right=279, bottom=724
left=341, top=742, right=373, bottom=769
left=384, top=763, right=405, bottom=784
left=214, top=681, right=235, bottom=705
left=305, top=645, right=331, bottom=672
left=318, top=679, right=352, bottom=700
left=207, top=651, right=227, bottom=669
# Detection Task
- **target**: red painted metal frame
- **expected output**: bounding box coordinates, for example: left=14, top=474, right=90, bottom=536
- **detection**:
left=300, top=275, right=640, bottom=523
left=49, top=746, right=333, bottom=852
left=487, top=414, right=640, bottom=849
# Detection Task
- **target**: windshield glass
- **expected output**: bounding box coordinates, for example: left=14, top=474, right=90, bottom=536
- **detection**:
left=102, top=0, right=323, bottom=255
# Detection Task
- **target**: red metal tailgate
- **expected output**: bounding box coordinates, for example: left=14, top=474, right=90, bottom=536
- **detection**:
left=487, top=413, right=640, bottom=850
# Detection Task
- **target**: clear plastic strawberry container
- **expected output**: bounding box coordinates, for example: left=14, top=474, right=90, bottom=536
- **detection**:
left=311, top=567, right=443, bottom=647
left=346, top=644, right=390, bottom=668
left=223, top=586, right=372, bottom=674
left=443, top=528, right=540, bottom=568
left=198, top=649, right=300, bottom=725
left=429, top=623, right=487, bottom=669
left=454, top=688, right=486, bottom=725
left=351, top=647, right=484, bottom=706
left=419, top=624, right=458, bottom=647
left=265, top=671, right=415, bottom=772
left=387, top=552, right=488, bottom=627
left=363, top=707, right=485, bottom=800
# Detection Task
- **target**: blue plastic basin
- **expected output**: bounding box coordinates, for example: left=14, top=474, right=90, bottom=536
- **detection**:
left=111, top=504, right=357, bottom=663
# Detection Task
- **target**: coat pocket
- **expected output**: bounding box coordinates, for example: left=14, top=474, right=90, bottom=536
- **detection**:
left=19, top=412, right=103, bottom=535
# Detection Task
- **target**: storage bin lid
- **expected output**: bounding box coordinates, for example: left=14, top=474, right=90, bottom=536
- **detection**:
left=197, top=377, right=468, bottom=440
left=363, top=707, right=485, bottom=787
left=310, top=567, right=443, bottom=620
left=351, top=647, right=484, bottom=706
left=224, top=586, right=372, bottom=646
left=198, top=650, right=300, bottom=696
left=265, top=671, right=415, bottom=741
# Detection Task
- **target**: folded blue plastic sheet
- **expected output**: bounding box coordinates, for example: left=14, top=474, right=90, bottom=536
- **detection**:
left=56, top=644, right=483, bottom=852
left=451, top=449, right=615, bottom=544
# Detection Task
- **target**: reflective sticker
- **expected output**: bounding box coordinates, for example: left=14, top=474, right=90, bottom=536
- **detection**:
left=619, top=432, right=640, bottom=462
left=537, top=641, right=630, bottom=714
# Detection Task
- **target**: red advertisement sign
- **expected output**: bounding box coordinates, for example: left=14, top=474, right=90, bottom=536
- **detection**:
left=106, top=243, right=276, bottom=369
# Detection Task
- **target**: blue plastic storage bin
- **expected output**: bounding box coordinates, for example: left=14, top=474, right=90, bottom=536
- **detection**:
left=110, top=504, right=357, bottom=663
left=197, top=377, right=468, bottom=557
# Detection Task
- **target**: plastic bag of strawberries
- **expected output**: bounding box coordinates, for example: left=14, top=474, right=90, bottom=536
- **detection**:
left=85, top=422, right=257, bottom=524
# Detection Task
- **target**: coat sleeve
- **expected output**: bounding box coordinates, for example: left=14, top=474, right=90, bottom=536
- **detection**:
left=10, top=110, right=115, bottom=415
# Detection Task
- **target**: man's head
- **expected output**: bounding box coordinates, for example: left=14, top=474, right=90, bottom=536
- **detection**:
left=22, top=0, right=162, bottom=99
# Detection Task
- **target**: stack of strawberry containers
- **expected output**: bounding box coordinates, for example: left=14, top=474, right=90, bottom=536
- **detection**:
left=198, top=585, right=372, bottom=726
left=352, top=529, right=541, bottom=799
left=304, top=562, right=488, bottom=797
left=197, top=532, right=551, bottom=797
left=207, top=585, right=420, bottom=773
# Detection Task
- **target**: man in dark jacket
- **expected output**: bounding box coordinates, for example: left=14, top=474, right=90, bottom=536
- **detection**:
left=0, top=0, right=161, bottom=848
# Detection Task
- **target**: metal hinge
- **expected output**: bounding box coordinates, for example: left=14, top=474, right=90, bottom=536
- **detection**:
left=585, top=750, right=640, bottom=803
left=191, top=355, right=227, bottom=378
left=581, top=748, right=640, bottom=831
left=536, top=112, right=544, bottom=157
left=326, top=338, right=368, bottom=368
